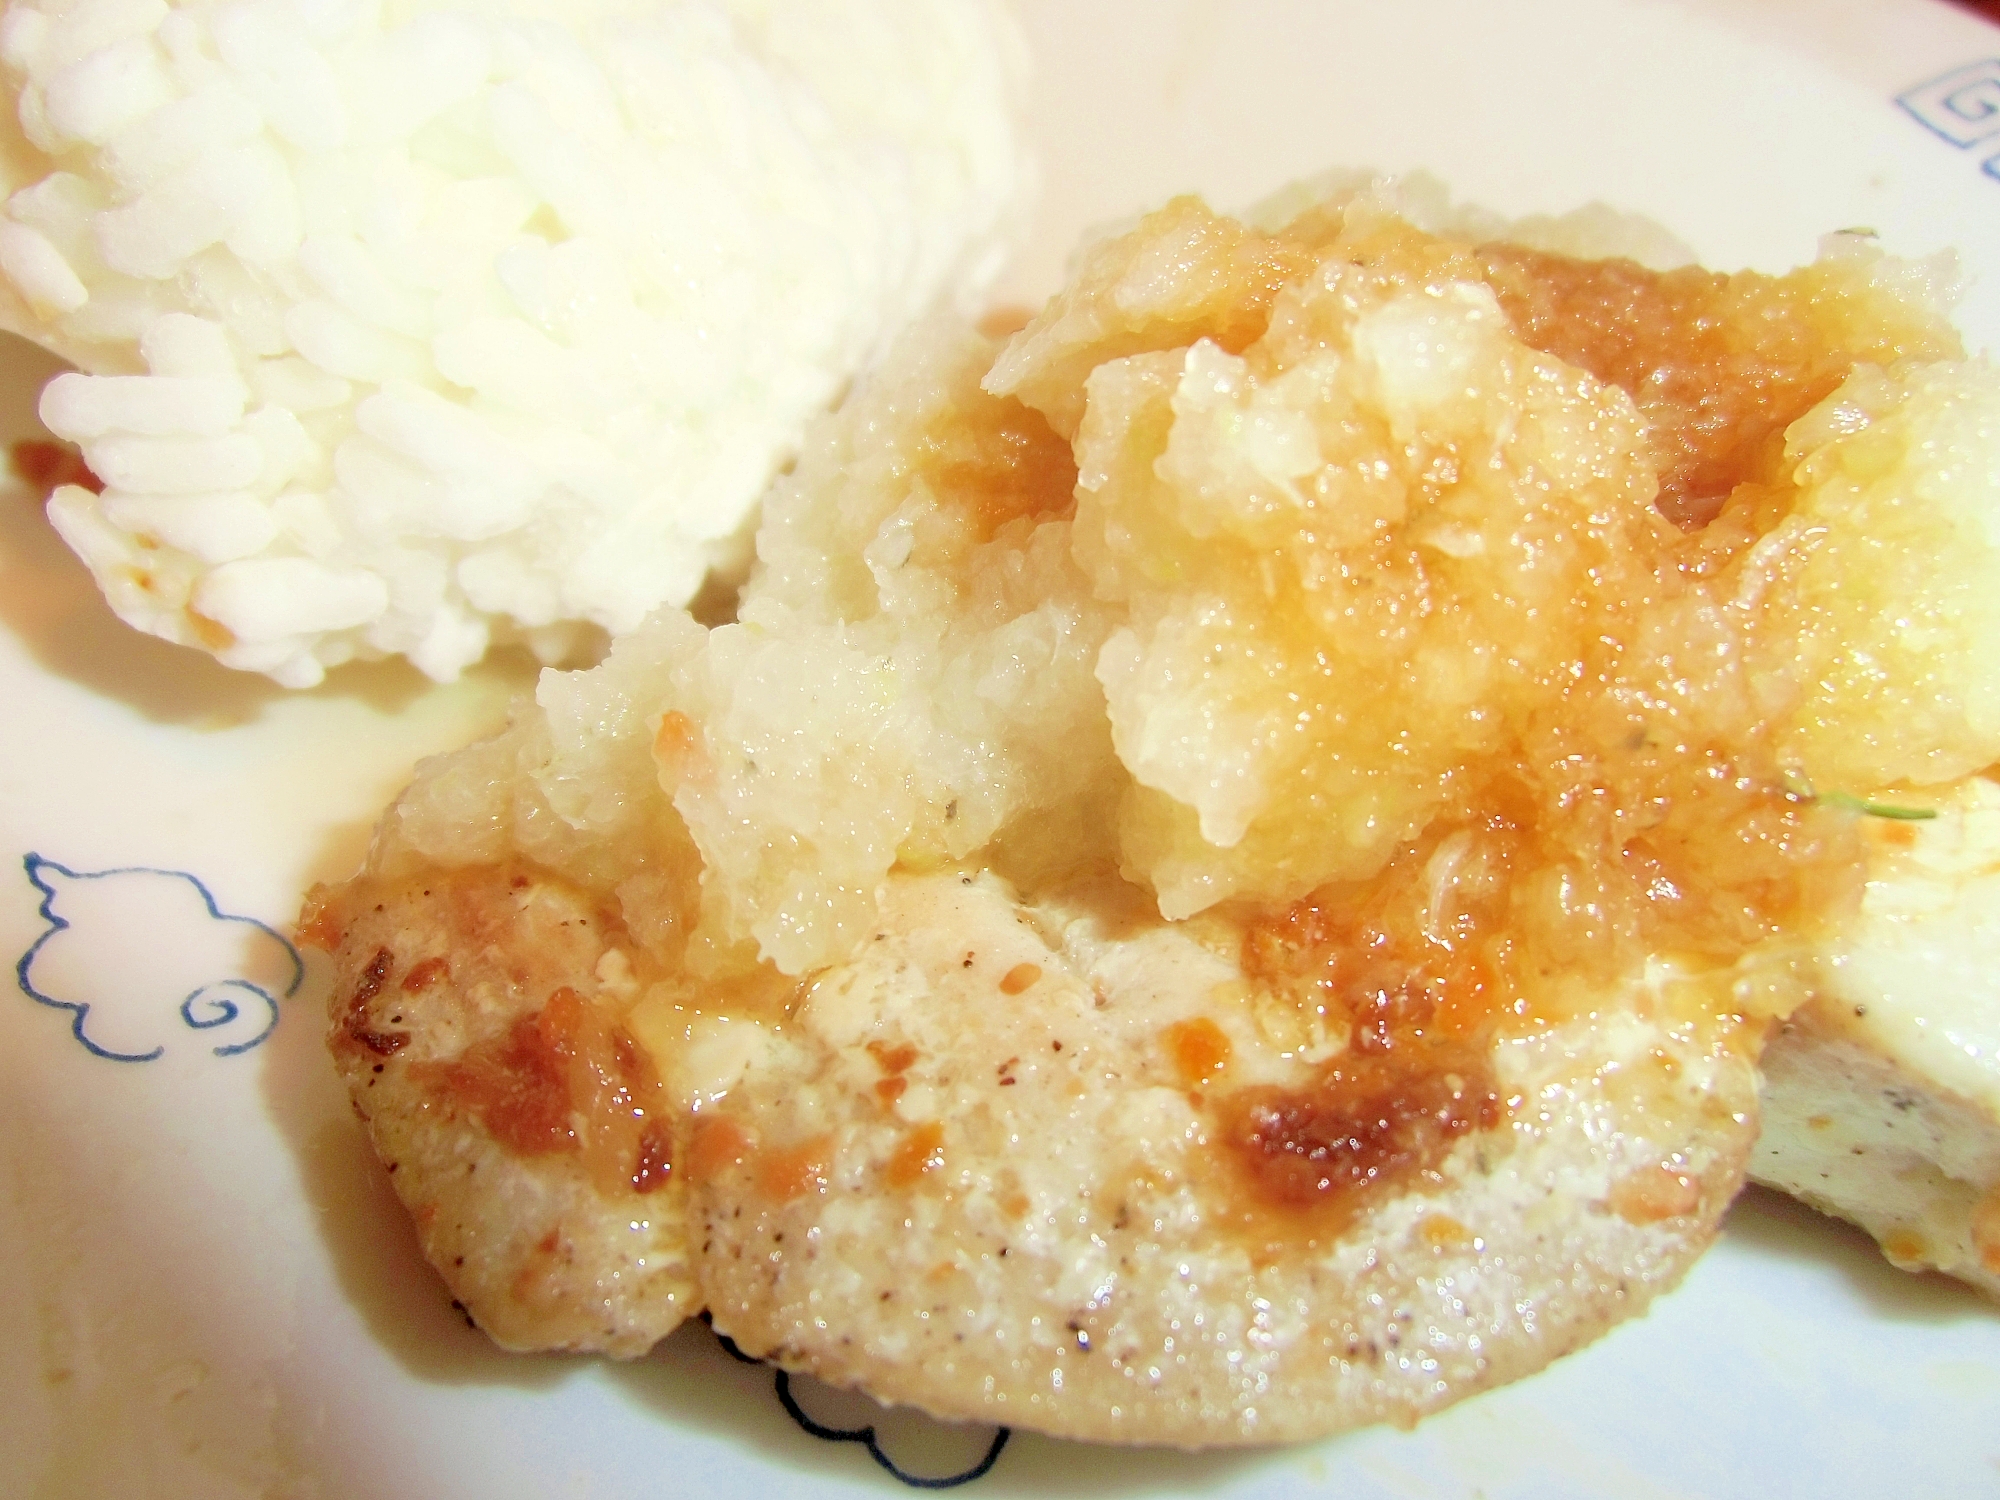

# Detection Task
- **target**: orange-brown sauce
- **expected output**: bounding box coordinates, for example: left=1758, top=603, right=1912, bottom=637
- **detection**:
left=998, top=961, right=1043, bottom=995
left=996, top=196, right=1324, bottom=440
left=1220, top=824, right=1507, bottom=1227
left=418, top=985, right=675, bottom=1196
left=293, top=885, right=345, bottom=952
left=685, top=1114, right=835, bottom=1203
left=1192, top=240, right=1913, bottom=1232
left=343, top=209, right=1950, bottom=1263
left=1219, top=1054, right=1501, bottom=1215
left=687, top=1115, right=755, bottom=1181
left=866, top=1039, right=920, bottom=1074
left=653, top=709, right=705, bottom=784
left=884, top=1120, right=947, bottom=1188
left=424, top=1003, right=574, bottom=1156
left=874, top=1075, right=909, bottom=1107
left=756, top=1134, right=834, bottom=1201
left=912, top=384, right=1077, bottom=540
left=1214, top=766, right=1854, bottom=1233
left=1605, top=1158, right=1703, bottom=1224
left=1165, top=1017, right=1233, bottom=1090
left=1476, top=244, right=1956, bottom=530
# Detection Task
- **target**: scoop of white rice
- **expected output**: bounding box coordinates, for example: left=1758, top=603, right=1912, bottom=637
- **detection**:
left=0, top=0, right=1026, bottom=686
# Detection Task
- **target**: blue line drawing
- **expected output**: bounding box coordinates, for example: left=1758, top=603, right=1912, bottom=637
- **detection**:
left=774, top=1369, right=1010, bottom=1490
left=1897, top=59, right=2000, bottom=148
left=708, top=1318, right=1010, bottom=1488
left=16, top=853, right=303, bottom=1062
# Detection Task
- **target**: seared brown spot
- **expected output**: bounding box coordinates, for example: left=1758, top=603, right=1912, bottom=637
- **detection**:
left=351, top=947, right=391, bottom=1004
left=632, top=1121, right=673, bottom=1195
left=1219, top=1047, right=1500, bottom=1218
left=341, top=947, right=408, bottom=1057
left=418, top=999, right=578, bottom=1157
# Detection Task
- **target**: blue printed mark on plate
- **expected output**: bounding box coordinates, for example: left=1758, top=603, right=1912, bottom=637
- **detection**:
left=708, top=1319, right=1009, bottom=1489
left=1897, top=59, right=2000, bottom=181
left=15, top=853, right=304, bottom=1061
left=1899, top=59, right=2000, bottom=147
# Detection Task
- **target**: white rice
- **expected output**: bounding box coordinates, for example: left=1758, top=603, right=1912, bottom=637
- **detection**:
left=0, top=0, right=1027, bottom=686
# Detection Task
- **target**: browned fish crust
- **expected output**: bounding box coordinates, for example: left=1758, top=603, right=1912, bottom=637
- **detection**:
left=312, top=863, right=696, bottom=1357
left=308, top=860, right=1753, bottom=1443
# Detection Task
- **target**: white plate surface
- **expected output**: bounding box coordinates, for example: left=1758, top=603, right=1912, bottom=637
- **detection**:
left=5, top=2, right=2000, bottom=1496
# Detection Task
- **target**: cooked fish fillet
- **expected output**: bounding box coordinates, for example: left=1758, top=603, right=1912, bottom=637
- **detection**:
left=690, top=867, right=1756, bottom=1443
left=308, top=176, right=2000, bottom=1444
left=314, top=855, right=1755, bottom=1441
left=310, top=863, right=698, bottom=1355
left=1753, top=777, right=2000, bottom=1298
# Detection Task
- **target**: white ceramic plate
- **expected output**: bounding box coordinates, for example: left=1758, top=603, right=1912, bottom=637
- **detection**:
left=5, top=2, right=2000, bottom=1496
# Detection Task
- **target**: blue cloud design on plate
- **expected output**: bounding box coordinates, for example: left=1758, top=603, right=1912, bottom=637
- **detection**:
left=16, top=853, right=304, bottom=1062
left=708, top=1320, right=1010, bottom=1489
